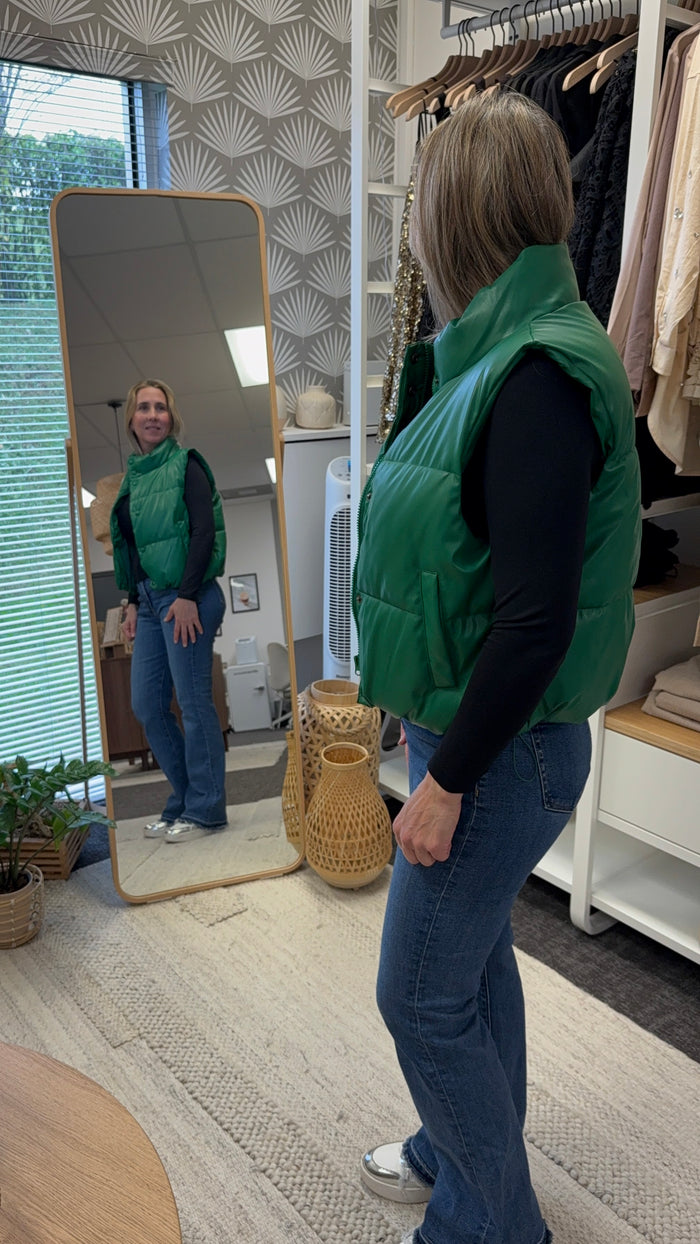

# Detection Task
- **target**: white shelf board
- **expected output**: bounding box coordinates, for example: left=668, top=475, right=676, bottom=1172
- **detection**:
left=597, top=808, right=700, bottom=869
left=368, top=182, right=408, bottom=197
left=368, top=78, right=407, bottom=95
left=282, top=424, right=377, bottom=442
left=379, top=753, right=409, bottom=801
left=533, top=821, right=575, bottom=891
left=591, top=848, right=700, bottom=963
left=643, top=493, right=700, bottom=519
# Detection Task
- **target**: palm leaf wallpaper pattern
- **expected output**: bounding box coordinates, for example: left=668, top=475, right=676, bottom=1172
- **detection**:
left=6, top=0, right=398, bottom=414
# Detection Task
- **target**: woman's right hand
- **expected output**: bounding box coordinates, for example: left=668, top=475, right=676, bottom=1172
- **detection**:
left=122, top=603, right=138, bottom=642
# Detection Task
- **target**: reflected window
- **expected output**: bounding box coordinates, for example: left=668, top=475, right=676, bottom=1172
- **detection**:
left=0, top=61, right=165, bottom=784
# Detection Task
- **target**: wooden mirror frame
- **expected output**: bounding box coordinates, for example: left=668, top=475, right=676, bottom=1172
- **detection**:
left=50, top=187, right=305, bottom=903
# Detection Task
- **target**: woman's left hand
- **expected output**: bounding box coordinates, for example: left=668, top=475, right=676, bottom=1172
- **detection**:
left=393, top=770, right=463, bottom=867
left=165, top=597, right=204, bottom=647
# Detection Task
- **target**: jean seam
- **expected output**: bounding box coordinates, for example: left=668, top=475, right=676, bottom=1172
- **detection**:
left=531, top=726, right=576, bottom=814
left=403, top=1143, right=435, bottom=1187
left=411, top=788, right=489, bottom=1203
left=136, top=581, right=225, bottom=826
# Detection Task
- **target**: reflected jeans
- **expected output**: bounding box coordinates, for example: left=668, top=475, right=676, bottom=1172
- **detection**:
left=130, top=578, right=227, bottom=828
left=377, top=718, right=591, bottom=1244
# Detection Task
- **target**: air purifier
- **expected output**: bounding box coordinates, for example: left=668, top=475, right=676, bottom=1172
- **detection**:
left=323, top=457, right=352, bottom=679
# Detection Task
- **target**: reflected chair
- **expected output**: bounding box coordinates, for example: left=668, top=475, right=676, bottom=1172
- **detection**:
left=267, top=642, right=293, bottom=728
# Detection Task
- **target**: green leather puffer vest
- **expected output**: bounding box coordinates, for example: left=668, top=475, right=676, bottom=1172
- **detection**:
left=353, top=245, right=641, bottom=735
left=110, top=437, right=226, bottom=593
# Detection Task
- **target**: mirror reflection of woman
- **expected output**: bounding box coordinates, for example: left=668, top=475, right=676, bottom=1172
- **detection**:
left=109, top=379, right=228, bottom=843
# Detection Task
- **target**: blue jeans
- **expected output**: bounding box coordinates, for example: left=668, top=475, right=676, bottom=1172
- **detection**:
left=377, top=719, right=591, bottom=1244
left=130, top=579, right=227, bottom=828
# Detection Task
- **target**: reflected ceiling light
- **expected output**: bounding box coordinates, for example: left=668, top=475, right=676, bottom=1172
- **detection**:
left=225, top=326, right=269, bottom=387
left=82, top=487, right=96, bottom=508
left=265, top=457, right=277, bottom=484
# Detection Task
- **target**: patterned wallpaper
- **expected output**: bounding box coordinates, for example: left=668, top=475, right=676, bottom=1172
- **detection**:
left=0, top=0, right=399, bottom=414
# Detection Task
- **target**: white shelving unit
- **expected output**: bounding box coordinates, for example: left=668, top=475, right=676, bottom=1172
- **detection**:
left=551, top=569, right=700, bottom=963
left=373, top=0, right=700, bottom=963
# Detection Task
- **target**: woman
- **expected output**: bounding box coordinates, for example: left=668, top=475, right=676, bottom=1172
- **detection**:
left=353, top=95, right=640, bottom=1244
left=110, top=379, right=227, bottom=843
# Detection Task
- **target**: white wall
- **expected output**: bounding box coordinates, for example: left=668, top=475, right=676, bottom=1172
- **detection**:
left=218, top=497, right=285, bottom=668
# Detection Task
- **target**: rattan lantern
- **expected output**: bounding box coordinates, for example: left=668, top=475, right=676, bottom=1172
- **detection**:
left=281, top=730, right=302, bottom=850
left=304, top=743, right=392, bottom=889
left=297, top=679, right=381, bottom=809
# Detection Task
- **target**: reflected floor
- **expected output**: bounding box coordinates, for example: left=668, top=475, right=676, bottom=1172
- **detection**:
left=110, top=738, right=287, bottom=789
left=110, top=739, right=298, bottom=897
left=114, top=797, right=299, bottom=896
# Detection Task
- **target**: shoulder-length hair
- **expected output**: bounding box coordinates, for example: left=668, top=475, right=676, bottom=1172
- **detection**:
left=409, top=92, right=575, bottom=328
left=125, top=379, right=184, bottom=454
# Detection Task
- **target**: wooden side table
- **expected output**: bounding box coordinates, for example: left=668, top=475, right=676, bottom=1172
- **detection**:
left=0, top=1043, right=182, bottom=1243
left=100, top=651, right=229, bottom=764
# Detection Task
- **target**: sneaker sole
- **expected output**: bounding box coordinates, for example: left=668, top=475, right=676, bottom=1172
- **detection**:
left=359, top=1158, right=431, bottom=1204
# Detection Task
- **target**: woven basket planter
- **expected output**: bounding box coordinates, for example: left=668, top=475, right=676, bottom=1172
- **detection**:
left=0, top=865, right=45, bottom=949
left=281, top=731, right=302, bottom=850
left=298, top=679, right=381, bottom=809
left=305, top=743, right=392, bottom=889
left=0, top=825, right=87, bottom=882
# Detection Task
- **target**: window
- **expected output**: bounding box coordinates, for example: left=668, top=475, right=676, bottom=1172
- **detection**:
left=0, top=61, right=164, bottom=775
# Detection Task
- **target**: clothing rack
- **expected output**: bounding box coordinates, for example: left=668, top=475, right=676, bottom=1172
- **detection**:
left=436, top=0, right=699, bottom=256
left=439, top=0, right=592, bottom=39
left=439, top=0, right=696, bottom=39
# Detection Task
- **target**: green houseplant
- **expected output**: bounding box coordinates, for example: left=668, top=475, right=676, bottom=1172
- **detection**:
left=0, top=755, right=115, bottom=947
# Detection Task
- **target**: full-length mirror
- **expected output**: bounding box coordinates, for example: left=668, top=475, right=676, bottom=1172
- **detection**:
left=51, top=188, right=303, bottom=902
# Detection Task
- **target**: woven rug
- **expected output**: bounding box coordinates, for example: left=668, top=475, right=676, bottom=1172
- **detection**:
left=1, top=861, right=698, bottom=1244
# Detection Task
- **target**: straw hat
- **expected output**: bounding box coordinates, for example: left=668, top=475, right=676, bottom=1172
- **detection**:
left=89, top=473, right=124, bottom=556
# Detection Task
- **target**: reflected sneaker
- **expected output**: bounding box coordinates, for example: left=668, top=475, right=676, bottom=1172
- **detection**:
left=360, top=1143, right=432, bottom=1204
left=144, top=819, right=172, bottom=838
left=164, top=820, right=208, bottom=843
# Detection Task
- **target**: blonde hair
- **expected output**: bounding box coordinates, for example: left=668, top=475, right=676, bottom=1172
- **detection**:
left=409, top=93, right=575, bottom=328
left=125, top=378, right=184, bottom=453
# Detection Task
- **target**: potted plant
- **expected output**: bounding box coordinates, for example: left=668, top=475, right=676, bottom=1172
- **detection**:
left=0, top=755, right=115, bottom=948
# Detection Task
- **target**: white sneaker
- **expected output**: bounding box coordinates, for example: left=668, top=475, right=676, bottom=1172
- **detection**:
left=144, top=819, right=172, bottom=838
left=164, top=820, right=208, bottom=843
left=360, top=1142, right=432, bottom=1204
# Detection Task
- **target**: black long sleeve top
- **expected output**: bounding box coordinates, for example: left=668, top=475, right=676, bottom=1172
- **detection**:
left=115, top=454, right=216, bottom=604
left=426, top=351, right=603, bottom=794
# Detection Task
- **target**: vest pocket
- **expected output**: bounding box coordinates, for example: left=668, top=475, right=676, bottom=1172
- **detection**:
left=421, top=571, right=454, bottom=688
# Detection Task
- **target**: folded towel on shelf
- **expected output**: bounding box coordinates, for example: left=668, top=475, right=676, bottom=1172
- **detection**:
left=642, top=654, right=700, bottom=732
left=655, top=690, right=700, bottom=724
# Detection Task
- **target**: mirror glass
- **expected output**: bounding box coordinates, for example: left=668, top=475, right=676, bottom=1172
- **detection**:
left=51, top=188, right=303, bottom=902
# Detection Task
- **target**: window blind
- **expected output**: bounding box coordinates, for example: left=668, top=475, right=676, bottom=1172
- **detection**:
left=0, top=61, right=163, bottom=775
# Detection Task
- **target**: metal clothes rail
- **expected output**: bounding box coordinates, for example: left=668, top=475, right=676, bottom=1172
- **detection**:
left=437, top=0, right=697, bottom=38
left=439, top=0, right=588, bottom=39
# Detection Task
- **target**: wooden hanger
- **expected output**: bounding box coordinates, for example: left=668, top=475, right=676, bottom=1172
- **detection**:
left=408, top=21, right=482, bottom=118
left=588, top=5, right=641, bottom=93
left=447, top=11, right=514, bottom=107
left=385, top=46, right=463, bottom=118
left=562, top=2, right=638, bottom=91
left=490, top=0, right=548, bottom=84
left=481, top=3, right=538, bottom=86
left=444, top=10, right=507, bottom=105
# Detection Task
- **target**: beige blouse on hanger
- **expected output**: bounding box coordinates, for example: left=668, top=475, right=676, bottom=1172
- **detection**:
left=647, top=33, right=700, bottom=475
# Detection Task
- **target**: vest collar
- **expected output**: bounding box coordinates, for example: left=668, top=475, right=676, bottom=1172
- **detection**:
left=127, top=436, right=181, bottom=476
left=433, top=245, right=580, bottom=387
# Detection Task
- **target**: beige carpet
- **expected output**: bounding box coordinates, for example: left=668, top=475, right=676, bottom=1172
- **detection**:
left=1, top=860, right=698, bottom=1244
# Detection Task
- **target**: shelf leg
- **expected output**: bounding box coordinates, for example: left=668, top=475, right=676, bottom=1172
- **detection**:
left=569, top=708, right=618, bottom=936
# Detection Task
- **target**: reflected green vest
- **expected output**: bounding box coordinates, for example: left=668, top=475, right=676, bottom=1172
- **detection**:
left=110, top=437, right=226, bottom=593
left=353, top=245, right=641, bottom=735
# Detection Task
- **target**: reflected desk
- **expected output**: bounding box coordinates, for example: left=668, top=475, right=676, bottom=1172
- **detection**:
left=0, top=1043, right=182, bottom=1243
left=100, top=651, right=228, bottom=764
